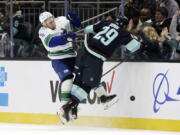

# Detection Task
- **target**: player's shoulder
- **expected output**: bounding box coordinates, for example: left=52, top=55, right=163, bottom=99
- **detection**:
left=39, top=26, right=51, bottom=33
left=38, top=26, right=52, bottom=38
left=55, top=16, right=68, bottom=22
left=95, top=20, right=114, bottom=27
left=119, top=27, right=131, bottom=37
left=94, top=20, right=106, bottom=25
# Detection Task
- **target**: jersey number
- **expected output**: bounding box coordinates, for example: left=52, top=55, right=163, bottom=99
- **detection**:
left=94, top=26, right=118, bottom=46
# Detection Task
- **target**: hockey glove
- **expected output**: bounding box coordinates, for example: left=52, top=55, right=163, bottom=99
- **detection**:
left=65, top=32, right=77, bottom=42
left=67, top=11, right=81, bottom=28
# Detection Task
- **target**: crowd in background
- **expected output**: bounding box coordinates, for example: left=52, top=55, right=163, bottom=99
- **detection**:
left=116, top=0, right=180, bottom=60
left=0, top=1, right=46, bottom=58
left=0, top=0, right=180, bottom=60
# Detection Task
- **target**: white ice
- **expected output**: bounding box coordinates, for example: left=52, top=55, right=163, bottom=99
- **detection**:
left=0, top=123, right=180, bottom=135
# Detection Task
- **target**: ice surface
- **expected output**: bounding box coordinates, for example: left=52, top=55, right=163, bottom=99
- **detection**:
left=0, top=123, right=180, bottom=135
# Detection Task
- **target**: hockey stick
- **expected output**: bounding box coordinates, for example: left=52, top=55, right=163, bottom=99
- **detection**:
left=101, top=54, right=131, bottom=78
left=76, top=7, right=118, bottom=34
left=82, top=34, right=131, bottom=78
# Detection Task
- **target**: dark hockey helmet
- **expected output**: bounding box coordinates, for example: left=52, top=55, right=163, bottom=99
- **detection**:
left=116, top=16, right=129, bottom=27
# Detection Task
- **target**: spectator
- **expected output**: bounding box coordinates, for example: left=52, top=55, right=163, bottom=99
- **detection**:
left=173, top=39, right=180, bottom=59
left=137, top=8, right=153, bottom=30
left=4, top=2, right=33, bottom=57
left=104, top=13, right=116, bottom=21
left=168, top=13, right=180, bottom=60
left=0, top=12, right=5, bottom=33
left=176, top=0, right=180, bottom=6
left=160, top=27, right=173, bottom=59
left=119, top=0, right=139, bottom=20
left=138, top=26, right=162, bottom=60
left=169, top=10, right=180, bottom=40
left=160, top=0, right=179, bottom=18
left=153, top=7, right=171, bottom=35
left=133, top=0, right=157, bottom=16
left=162, top=39, right=176, bottom=59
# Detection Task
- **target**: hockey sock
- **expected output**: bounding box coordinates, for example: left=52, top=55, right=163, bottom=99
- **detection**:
left=60, top=78, right=73, bottom=103
left=70, top=84, right=88, bottom=103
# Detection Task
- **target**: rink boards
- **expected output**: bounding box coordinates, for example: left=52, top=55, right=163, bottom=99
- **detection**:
left=1, top=60, right=180, bottom=131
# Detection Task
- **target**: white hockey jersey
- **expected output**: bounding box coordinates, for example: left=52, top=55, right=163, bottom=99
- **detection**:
left=38, top=16, right=77, bottom=60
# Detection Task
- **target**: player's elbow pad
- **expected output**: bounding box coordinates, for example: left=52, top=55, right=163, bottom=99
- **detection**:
left=67, top=11, right=81, bottom=27
left=125, top=39, right=141, bottom=53
left=49, top=35, right=68, bottom=47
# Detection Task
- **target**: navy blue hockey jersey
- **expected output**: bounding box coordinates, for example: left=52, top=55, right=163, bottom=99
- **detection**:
left=84, top=20, right=140, bottom=61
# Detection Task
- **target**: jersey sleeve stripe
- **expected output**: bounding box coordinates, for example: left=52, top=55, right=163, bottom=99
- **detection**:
left=125, top=39, right=141, bottom=53
left=84, top=34, right=106, bottom=61
left=48, top=48, right=75, bottom=55
left=44, top=34, right=57, bottom=46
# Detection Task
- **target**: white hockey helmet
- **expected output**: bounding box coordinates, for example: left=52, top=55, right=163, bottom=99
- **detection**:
left=39, top=11, right=53, bottom=23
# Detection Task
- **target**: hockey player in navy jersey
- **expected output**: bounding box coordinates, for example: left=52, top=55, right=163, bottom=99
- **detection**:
left=59, top=16, right=141, bottom=124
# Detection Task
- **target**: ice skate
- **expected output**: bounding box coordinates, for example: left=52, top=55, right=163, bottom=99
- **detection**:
left=100, top=94, right=119, bottom=110
left=71, top=106, right=78, bottom=120
left=57, top=102, right=73, bottom=124
left=57, top=101, right=78, bottom=124
left=95, top=81, right=119, bottom=110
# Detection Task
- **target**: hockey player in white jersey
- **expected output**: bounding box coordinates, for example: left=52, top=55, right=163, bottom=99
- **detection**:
left=38, top=11, right=80, bottom=116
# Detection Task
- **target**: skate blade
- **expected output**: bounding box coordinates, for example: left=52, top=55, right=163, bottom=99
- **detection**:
left=57, top=108, right=76, bottom=125
left=104, top=96, right=119, bottom=110
left=56, top=108, right=68, bottom=125
left=71, top=115, right=77, bottom=120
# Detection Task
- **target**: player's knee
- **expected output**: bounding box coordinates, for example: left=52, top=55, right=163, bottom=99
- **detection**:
left=73, top=82, right=92, bottom=94
left=61, top=74, right=74, bottom=90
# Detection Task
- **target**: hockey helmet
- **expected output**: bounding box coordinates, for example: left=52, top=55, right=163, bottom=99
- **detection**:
left=116, top=16, right=129, bottom=27
left=39, top=11, right=54, bottom=23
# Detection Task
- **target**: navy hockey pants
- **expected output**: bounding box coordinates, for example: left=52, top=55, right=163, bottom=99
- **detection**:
left=73, top=48, right=103, bottom=92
